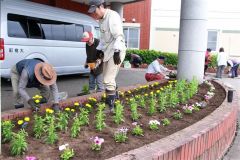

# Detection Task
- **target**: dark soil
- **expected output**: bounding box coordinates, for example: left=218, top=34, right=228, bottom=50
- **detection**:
left=1, top=81, right=226, bottom=160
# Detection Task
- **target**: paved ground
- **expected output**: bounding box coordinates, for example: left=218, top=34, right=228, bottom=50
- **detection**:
left=1, top=68, right=146, bottom=111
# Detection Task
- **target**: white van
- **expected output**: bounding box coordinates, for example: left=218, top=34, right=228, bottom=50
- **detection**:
left=0, top=0, right=99, bottom=78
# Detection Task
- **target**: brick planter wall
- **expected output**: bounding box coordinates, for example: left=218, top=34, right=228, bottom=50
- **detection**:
left=107, top=81, right=238, bottom=160
left=1, top=80, right=237, bottom=160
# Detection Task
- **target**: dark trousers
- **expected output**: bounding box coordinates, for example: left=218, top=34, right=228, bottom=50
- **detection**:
left=231, top=64, right=239, bottom=78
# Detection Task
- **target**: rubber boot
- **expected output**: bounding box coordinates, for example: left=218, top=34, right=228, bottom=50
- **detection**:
left=105, top=94, right=115, bottom=113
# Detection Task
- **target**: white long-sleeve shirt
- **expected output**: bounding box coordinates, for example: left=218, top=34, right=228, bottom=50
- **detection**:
left=97, top=9, right=126, bottom=62
left=217, top=51, right=228, bottom=66
left=146, top=60, right=169, bottom=75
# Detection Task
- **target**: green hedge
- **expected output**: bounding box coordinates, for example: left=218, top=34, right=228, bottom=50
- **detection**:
left=125, top=49, right=178, bottom=66
left=125, top=49, right=217, bottom=67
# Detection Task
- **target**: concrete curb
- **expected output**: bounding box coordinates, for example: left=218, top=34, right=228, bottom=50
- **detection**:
left=107, top=81, right=238, bottom=160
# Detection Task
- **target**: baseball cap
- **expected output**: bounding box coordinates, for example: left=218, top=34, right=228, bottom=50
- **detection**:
left=81, top=32, right=93, bottom=42
left=88, top=0, right=104, bottom=13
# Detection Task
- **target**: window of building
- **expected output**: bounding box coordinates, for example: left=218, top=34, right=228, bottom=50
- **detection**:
left=123, top=27, right=140, bottom=49
left=207, top=30, right=218, bottom=51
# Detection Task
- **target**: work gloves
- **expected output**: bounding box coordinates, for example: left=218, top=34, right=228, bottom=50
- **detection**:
left=113, top=51, right=121, bottom=65
left=28, top=99, right=39, bottom=111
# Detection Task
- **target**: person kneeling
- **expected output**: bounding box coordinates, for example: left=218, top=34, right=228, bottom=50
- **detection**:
left=145, top=56, right=171, bottom=82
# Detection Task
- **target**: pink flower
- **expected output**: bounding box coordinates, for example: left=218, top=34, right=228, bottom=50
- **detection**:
left=132, top=122, right=137, bottom=126
left=26, top=156, right=37, bottom=160
left=94, top=136, right=104, bottom=146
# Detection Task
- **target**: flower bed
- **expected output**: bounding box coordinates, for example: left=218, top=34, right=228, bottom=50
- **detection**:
left=1, top=79, right=226, bottom=160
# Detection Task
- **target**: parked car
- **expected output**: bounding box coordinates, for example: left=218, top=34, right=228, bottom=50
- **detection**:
left=0, top=0, right=99, bottom=78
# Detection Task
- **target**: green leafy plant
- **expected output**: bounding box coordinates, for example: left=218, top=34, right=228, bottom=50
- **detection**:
left=82, top=84, right=90, bottom=95
left=113, top=102, right=124, bottom=125
left=1, top=120, right=15, bottom=143
left=131, top=124, right=144, bottom=136
left=149, top=120, right=160, bottom=130
left=173, top=110, right=183, bottom=120
left=129, top=98, right=140, bottom=121
left=95, top=103, right=106, bottom=131
left=45, top=116, right=58, bottom=144
left=148, top=95, right=156, bottom=116
left=60, top=148, right=74, bottom=160
left=70, top=115, right=81, bottom=138
left=56, top=112, right=69, bottom=132
left=114, top=127, right=128, bottom=143
left=193, top=105, right=200, bottom=112
left=157, top=92, right=167, bottom=113
left=10, top=129, right=28, bottom=156
left=135, top=95, right=146, bottom=108
left=33, top=114, right=45, bottom=139
left=162, top=118, right=171, bottom=126
left=78, top=108, right=89, bottom=126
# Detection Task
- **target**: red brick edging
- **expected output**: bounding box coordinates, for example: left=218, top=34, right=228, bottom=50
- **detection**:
left=1, top=80, right=237, bottom=160
left=107, top=81, right=238, bottom=160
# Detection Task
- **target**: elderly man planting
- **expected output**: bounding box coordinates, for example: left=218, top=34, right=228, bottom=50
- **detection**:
left=11, top=59, right=60, bottom=111
left=88, top=0, right=126, bottom=113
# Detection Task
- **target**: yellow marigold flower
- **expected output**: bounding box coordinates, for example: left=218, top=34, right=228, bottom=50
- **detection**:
left=160, top=88, right=164, bottom=90
left=24, top=117, right=30, bottom=122
left=125, top=98, right=128, bottom=101
left=18, top=120, right=24, bottom=125
left=71, top=109, right=75, bottom=112
left=48, top=109, right=54, bottom=114
left=115, top=100, right=120, bottom=104
left=35, top=99, right=40, bottom=104
left=151, top=85, right=154, bottom=87
left=85, top=103, right=92, bottom=108
left=74, top=102, right=79, bottom=106
left=65, top=107, right=70, bottom=111
left=150, top=91, right=154, bottom=95
left=46, top=108, right=51, bottom=113
left=144, top=93, right=148, bottom=96
left=128, top=91, right=131, bottom=94
left=39, top=96, right=43, bottom=99
left=174, top=80, right=177, bottom=83
left=103, top=93, right=106, bottom=98
left=156, top=90, right=160, bottom=93
left=35, top=95, right=40, bottom=98
left=91, top=98, right=97, bottom=102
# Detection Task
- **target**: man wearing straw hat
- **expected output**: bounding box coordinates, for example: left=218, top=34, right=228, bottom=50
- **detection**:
left=11, top=59, right=60, bottom=111
left=88, top=0, right=126, bottom=113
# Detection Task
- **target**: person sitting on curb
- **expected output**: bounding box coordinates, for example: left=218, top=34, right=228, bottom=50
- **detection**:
left=130, top=53, right=142, bottom=68
left=145, top=56, right=172, bottom=82
left=227, top=59, right=240, bottom=78
left=80, top=31, right=104, bottom=94
left=11, top=59, right=60, bottom=112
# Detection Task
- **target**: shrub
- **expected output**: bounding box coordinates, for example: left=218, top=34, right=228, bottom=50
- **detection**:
left=126, top=49, right=178, bottom=66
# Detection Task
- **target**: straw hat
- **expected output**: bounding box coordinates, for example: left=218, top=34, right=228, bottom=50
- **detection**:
left=34, top=63, right=57, bottom=86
